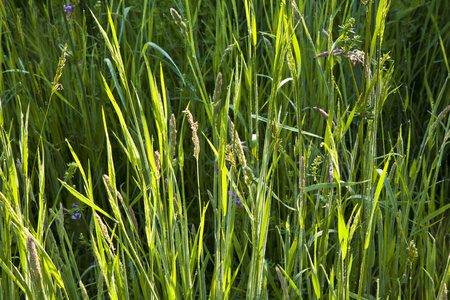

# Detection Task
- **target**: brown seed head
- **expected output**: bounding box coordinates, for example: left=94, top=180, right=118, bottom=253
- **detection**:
left=183, top=109, right=200, bottom=160
left=27, top=234, right=42, bottom=291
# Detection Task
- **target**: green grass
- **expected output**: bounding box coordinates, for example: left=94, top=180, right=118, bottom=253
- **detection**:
left=1, top=0, right=449, bottom=299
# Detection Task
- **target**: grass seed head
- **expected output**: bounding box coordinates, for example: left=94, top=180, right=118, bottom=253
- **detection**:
left=212, top=72, right=223, bottom=116
left=56, top=203, right=65, bottom=236
left=27, top=235, right=42, bottom=291
left=313, top=106, right=336, bottom=128
left=300, top=156, right=306, bottom=189
left=228, top=117, right=247, bottom=168
left=128, top=206, right=139, bottom=234
left=154, top=150, right=161, bottom=180
left=103, top=174, right=123, bottom=201
left=79, top=280, right=89, bottom=300
left=51, top=44, right=68, bottom=96
left=183, top=109, right=200, bottom=160
left=94, top=211, right=114, bottom=252
left=170, top=8, right=188, bottom=38
left=428, top=105, right=450, bottom=143
left=170, top=113, right=177, bottom=161
left=243, top=165, right=254, bottom=187
left=407, top=240, right=418, bottom=265
left=348, top=50, right=365, bottom=65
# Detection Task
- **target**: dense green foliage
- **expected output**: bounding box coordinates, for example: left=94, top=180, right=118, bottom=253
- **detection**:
left=1, top=0, right=449, bottom=299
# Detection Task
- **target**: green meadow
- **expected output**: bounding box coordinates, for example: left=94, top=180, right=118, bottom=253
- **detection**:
left=1, top=0, right=449, bottom=299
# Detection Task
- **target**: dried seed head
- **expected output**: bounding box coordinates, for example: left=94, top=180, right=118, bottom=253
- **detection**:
left=348, top=50, right=365, bottom=66
left=103, top=174, right=110, bottom=184
left=169, top=113, right=177, bottom=160
left=299, top=156, right=306, bottom=190
left=333, top=49, right=346, bottom=55
left=103, top=174, right=112, bottom=190
left=154, top=151, right=161, bottom=180
left=183, top=109, right=200, bottom=160
left=315, top=49, right=346, bottom=58
left=313, top=106, right=336, bottom=128
left=27, top=235, right=42, bottom=291
left=315, top=51, right=326, bottom=58
left=314, top=106, right=329, bottom=118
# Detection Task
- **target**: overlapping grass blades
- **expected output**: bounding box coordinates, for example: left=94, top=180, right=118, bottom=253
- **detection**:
left=1, top=0, right=449, bottom=299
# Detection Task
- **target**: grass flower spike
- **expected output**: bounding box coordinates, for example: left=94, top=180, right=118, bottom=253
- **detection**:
left=183, top=109, right=200, bottom=160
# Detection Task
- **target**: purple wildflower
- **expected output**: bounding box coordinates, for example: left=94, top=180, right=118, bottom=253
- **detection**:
left=71, top=212, right=82, bottom=220
left=63, top=3, right=74, bottom=17
left=228, top=190, right=243, bottom=207
left=63, top=3, right=74, bottom=13
left=215, top=167, right=230, bottom=179
left=70, top=202, right=81, bottom=219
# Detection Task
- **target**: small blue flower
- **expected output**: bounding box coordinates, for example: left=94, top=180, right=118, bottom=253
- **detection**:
left=63, top=3, right=74, bottom=14
left=71, top=212, right=81, bottom=220
left=228, top=190, right=243, bottom=207
left=72, top=202, right=78, bottom=209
